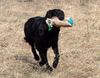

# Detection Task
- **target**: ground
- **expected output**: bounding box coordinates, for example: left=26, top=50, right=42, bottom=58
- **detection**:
left=0, top=0, right=100, bottom=78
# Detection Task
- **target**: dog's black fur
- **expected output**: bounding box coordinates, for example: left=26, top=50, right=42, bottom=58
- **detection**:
left=24, top=9, right=65, bottom=71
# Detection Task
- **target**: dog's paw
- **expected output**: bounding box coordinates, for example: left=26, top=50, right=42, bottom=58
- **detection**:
left=39, top=61, right=46, bottom=66
left=34, top=55, right=40, bottom=61
left=53, top=60, right=58, bottom=68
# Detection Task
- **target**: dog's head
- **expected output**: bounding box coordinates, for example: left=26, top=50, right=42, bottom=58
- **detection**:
left=45, top=9, right=65, bottom=20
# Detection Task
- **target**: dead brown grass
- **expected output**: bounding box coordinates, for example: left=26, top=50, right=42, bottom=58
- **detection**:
left=0, top=0, right=100, bottom=78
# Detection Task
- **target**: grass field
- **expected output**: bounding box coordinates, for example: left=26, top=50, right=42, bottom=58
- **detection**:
left=0, top=0, right=100, bottom=78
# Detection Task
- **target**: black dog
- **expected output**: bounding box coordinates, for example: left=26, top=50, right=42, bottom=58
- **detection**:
left=24, top=9, right=65, bottom=71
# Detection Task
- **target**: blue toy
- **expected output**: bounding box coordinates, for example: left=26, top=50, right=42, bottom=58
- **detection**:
left=67, top=17, right=74, bottom=26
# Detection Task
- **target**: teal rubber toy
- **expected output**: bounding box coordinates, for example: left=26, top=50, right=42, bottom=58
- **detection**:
left=67, top=17, right=74, bottom=26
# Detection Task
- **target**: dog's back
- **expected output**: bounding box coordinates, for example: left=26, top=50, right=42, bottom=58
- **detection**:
left=24, top=16, right=44, bottom=42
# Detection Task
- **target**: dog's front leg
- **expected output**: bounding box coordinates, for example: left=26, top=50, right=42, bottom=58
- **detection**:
left=52, top=45, right=60, bottom=68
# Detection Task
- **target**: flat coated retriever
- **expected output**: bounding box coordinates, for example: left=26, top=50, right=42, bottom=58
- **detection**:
left=24, top=9, right=65, bottom=71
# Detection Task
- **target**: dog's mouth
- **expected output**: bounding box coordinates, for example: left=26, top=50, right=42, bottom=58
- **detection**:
left=46, top=17, right=74, bottom=29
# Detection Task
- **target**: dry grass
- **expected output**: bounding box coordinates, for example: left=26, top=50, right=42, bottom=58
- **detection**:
left=0, top=0, right=100, bottom=78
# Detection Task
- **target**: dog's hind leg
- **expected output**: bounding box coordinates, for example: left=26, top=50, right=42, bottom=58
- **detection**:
left=38, top=49, right=53, bottom=71
left=31, top=46, right=40, bottom=61
left=38, top=49, right=48, bottom=66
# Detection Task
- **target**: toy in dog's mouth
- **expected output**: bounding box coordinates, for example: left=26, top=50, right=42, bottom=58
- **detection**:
left=46, top=17, right=74, bottom=31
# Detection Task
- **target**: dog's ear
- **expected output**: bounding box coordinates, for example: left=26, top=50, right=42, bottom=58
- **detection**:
left=45, top=9, right=65, bottom=20
left=45, top=10, right=53, bottom=18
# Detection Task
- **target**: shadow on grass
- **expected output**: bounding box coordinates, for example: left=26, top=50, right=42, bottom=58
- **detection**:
left=14, top=55, right=51, bottom=73
left=14, top=55, right=40, bottom=70
left=15, top=55, right=35, bottom=64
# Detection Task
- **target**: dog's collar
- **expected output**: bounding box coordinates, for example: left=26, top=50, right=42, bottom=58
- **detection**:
left=46, top=18, right=53, bottom=31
